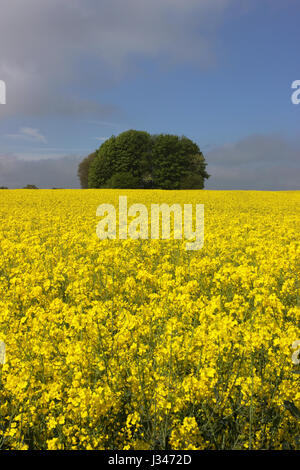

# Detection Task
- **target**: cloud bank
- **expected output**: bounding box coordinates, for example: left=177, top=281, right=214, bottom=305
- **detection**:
left=205, top=134, right=300, bottom=190
left=0, top=154, right=82, bottom=189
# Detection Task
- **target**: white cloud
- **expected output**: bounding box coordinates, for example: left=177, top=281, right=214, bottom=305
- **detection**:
left=5, top=127, right=47, bottom=144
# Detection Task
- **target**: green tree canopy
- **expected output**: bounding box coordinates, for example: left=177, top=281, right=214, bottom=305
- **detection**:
left=77, top=151, right=97, bottom=188
left=88, top=136, right=118, bottom=188
left=88, top=130, right=151, bottom=188
left=105, top=172, right=140, bottom=189
left=84, top=130, right=209, bottom=189
left=23, top=184, right=39, bottom=189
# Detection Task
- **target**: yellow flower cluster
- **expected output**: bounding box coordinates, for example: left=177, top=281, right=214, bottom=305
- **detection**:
left=0, top=189, right=299, bottom=450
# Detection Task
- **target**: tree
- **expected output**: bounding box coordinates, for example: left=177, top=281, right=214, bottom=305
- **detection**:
left=113, top=130, right=152, bottom=184
left=23, top=184, right=38, bottom=189
left=179, top=152, right=210, bottom=189
left=151, top=134, right=209, bottom=189
left=105, top=171, right=140, bottom=189
left=77, top=151, right=97, bottom=188
left=179, top=172, right=204, bottom=189
left=88, top=130, right=152, bottom=188
left=88, top=136, right=118, bottom=188
left=85, top=130, right=209, bottom=189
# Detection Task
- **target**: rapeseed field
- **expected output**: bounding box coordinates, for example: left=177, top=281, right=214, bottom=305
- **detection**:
left=0, top=189, right=299, bottom=450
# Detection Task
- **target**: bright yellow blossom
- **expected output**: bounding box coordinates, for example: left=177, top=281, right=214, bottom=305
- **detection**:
left=0, top=189, right=299, bottom=450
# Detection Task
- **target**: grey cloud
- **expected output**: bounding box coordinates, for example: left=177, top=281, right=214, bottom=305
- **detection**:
left=0, top=154, right=82, bottom=188
left=0, top=0, right=235, bottom=118
left=205, top=134, right=300, bottom=190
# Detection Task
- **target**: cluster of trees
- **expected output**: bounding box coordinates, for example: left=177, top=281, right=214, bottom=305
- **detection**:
left=0, top=186, right=63, bottom=189
left=0, top=185, right=39, bottom=189
left=78, top=130, right=209, bottom=190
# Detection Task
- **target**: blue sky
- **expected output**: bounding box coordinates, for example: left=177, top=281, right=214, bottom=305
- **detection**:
left=0, top=0, right=299, bottom=189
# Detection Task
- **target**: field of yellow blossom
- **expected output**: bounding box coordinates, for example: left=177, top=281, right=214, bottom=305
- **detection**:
left=0, top=189, right=299, bottom=450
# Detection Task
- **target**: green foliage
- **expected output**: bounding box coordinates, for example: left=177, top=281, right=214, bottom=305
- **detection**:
left=113, top=130, right=152, bottom=181
left=77, top=151, right=97, bottom=188
left=105, top=172, right=140, bottom=189
left=179, top=172, right=204, bottom=189
left=85, top=129, right=209, bottom=189
left=23, top=184, right=38, bottom=189
left=151, top=134, right=209, bottom=189
left=88, top=136, right=118, bottom=188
